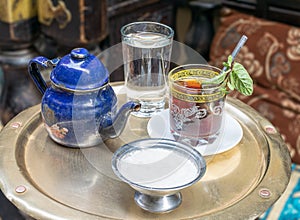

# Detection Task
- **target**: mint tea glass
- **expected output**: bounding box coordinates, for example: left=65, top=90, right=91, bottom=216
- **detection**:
left=168, top=64, right=227, bottom=146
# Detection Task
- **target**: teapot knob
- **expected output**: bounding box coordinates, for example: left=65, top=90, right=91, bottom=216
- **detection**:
left=71, top=48, right=89, bottom=59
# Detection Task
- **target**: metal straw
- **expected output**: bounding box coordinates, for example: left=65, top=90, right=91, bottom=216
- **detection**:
left=222, top=35, right=248, bottom=72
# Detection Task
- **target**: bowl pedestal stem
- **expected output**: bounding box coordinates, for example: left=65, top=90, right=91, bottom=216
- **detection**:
left=134, top=191, right=182, bottom=213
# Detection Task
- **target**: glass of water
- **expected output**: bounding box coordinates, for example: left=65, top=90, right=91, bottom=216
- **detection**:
left=121, top=22, right=174, bottom=117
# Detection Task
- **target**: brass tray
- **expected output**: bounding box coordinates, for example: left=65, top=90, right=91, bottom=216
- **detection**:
left=0, top=83, right=291, bottom=220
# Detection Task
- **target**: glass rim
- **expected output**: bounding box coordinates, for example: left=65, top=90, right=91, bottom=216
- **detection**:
left=120, top=21, right=174, bottom=39
left=168, top=64, right=225, bottom=91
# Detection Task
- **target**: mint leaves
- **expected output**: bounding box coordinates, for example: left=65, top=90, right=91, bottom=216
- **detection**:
left=228, top=61, right=253, bottom=96
left=206, top=56, right=253, bottom=96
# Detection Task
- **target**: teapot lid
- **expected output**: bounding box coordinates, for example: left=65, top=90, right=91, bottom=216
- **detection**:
left=51, top=48, right=109, bottom=91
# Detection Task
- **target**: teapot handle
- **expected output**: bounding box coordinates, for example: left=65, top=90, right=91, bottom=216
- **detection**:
left=28, top=56, right=60, bottom=94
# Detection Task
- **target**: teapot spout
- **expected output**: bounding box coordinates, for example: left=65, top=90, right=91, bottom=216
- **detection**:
left=99, top=101, right=141, bottom=139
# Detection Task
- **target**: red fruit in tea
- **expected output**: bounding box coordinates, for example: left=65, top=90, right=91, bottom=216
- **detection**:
left=176, top=79, right=202, bottom=89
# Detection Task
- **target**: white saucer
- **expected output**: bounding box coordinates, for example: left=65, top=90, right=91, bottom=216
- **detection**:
left=147, top=109, right=243, bottom=156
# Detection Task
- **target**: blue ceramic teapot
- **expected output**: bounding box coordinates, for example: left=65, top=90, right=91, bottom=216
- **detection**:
left=28, top=48, right=140, bottom=148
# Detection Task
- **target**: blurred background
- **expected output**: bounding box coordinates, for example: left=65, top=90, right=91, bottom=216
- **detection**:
left=0, top=0, right=224, bottom=128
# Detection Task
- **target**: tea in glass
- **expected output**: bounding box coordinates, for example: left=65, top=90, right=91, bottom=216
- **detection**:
left=168, top=64, right=227, bottom=146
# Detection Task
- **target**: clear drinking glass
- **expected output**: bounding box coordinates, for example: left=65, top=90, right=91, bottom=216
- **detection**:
left=121, top=21, right=174, bottom=117
left=168, top=64, right=227, bottom=146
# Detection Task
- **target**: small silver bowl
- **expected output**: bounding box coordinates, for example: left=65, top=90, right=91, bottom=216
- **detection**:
left=111, top=138, right=206, bottom=213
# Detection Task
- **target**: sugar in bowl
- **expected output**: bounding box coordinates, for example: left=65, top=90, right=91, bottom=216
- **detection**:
left=111, top=138, right=206, bottom=213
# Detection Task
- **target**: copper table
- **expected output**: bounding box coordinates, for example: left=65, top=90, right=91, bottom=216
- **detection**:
left=0, top=83, right=291, bottom=219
